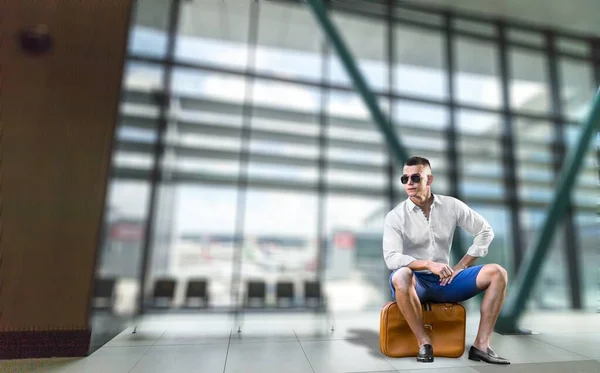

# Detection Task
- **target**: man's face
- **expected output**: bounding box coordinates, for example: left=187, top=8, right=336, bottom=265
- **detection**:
left=402, top=165, right=432, bottom=198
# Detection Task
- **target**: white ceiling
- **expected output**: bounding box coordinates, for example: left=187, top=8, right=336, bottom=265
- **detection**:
left=401, top=0, right=600, bottom=37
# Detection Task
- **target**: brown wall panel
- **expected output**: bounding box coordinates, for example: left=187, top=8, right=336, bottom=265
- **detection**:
left=0, top=0, right=132, bottom=341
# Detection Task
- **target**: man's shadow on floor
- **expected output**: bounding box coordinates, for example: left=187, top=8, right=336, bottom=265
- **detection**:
left=344, top=328, right=389, bottom=359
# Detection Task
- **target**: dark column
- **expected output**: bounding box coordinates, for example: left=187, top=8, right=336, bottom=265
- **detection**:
left=0, top=0, right=132, bottom=358
left=497, top=22, right=524, bottom=272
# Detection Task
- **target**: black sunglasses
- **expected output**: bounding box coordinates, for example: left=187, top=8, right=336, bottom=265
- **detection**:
left=400, top=173, right=425, bottom=184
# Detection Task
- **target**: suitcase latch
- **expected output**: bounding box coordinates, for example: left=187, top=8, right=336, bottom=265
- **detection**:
left=424, top=324, right=433, bottom=334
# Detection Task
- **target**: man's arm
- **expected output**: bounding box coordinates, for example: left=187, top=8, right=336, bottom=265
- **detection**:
left=406, top=260, right=431, bottom=271
left=382, top=215, right=418, bottom=270
left=440, top=199, right=494, bottom=285
left=454, top=199, right=495, bottom=258
left=453, top=254, right=478, bottom=272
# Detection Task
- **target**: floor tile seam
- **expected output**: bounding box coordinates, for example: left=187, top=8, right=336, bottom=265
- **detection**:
left=152, top=329, right=167, bottom=346
left=148, top=341, right=233, bottom=347
left=125, top=342, right=153, bottom=373
left=222, top=329, right=233, bottom=373
left=294, top=329, right=317, bottom=373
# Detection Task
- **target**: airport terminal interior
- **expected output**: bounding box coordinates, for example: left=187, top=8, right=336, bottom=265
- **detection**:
left=1, top=0, right=599, bottom=372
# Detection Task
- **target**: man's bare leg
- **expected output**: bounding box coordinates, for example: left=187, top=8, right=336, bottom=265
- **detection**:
left=392, top=267, right=430, bottom=347
left=473, top=264, right=508, bottom=350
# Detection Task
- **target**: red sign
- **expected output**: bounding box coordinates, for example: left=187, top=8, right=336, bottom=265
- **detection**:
left=110, top=223, right=143, bottom=242
left=334, top=232, right=355, bottom=250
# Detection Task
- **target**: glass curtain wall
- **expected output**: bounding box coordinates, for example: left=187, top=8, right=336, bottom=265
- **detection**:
left=94, top=0, right=600, bottom=314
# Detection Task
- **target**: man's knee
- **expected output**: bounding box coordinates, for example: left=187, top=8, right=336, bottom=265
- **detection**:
left=481, top=263, right=508, bottom=286
left=392, top=267, right=414, bottom=292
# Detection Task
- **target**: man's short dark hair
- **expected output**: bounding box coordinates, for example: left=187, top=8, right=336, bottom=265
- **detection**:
left=405, top=156, right=432, bottom=171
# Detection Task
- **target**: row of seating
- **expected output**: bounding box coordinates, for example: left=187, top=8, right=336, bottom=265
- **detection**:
left=93, top=277, right=326, bottom=311
left=244, top=280, right=325, bottom=309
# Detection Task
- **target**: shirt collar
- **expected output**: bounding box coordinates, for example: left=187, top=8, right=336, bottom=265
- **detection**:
left=406, top=193, right=441, bottom=211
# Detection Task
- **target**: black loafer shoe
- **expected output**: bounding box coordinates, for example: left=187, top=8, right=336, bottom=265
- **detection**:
left=417, top=344, right=434, bottom=363
left=468, top=346, right=510, bottom=364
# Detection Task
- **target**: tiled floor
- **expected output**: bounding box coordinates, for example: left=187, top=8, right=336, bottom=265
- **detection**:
left=2, top=311, right=600, bottom=373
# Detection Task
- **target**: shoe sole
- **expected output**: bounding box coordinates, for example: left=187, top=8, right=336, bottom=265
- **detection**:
left=469, top=354, right=510, bottom=364
left=417, top=357, right=434, bottom=363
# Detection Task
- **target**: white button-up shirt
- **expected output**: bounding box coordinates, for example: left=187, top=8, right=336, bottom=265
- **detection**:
left=383, top=194, right=494, bottom=270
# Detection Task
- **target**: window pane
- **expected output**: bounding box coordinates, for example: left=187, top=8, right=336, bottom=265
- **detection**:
left=249, top=81, right=320, bottom=185
left=395, top=7, right=443, bottom=26
left=523, top=211, right=570, bottom=310
left=394, top=25, right=447, bottom=100
left=255, top=1, right=322, bottom=81
left=393, top=101, right=449, bottom=130
left=241, top=189, right=319, bottom=307
left=329, top=12, right=387, bottom=91
left=123, top=62, right=165, bottom=93
left=513, top=118, right=554, bottom=204
left=329, top=90, right=390, bottom=118
left=557, top=37, right=590, bottom=57
left=96, top=181, right=151, bottom=314
left=253, top=80, right=321, bottom=112
left=510, top=48, right=551, bottom=115
left=128, top=0, right=171, bottom=57
left=327, top=92, right=387, bottom=192
left=168, top=69, right=245, bottom=180
left=559, top=59, right=596, bottom=122
left=175, top=1, right=250, bottom=69
left=113, top=151, right=153, bottom=170
left=457, top=109, right=502, bottom=135
left=324, top=195, right=388, bottom=311
left=453, top=18, right=496, bottom=37
left=173, top=69, right=247, bottom=104
left=507, top=28, right=544, bottom=47
left=456, top=110, right=504, bottom=200
left=568, top=124, right=598, bottom=210
left=454, top=38, right=501, bottom=108
left=575, top=211, right=599, bottom=311
left=163, top=185, right=239, bottom=308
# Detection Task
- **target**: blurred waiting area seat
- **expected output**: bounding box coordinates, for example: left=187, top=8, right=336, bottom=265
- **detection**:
left=92, top=277, right=117, bottom=310
left=93, top=276, right=328, bottom=314
left=145, top=277, right=210, bottom=310
left=244, top=279, right=327, bottom=311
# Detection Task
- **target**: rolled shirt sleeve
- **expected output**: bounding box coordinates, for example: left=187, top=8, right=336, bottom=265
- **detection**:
left=454, top=199, right=494, bottom=257
left=382, top=213, right=417, bottom=270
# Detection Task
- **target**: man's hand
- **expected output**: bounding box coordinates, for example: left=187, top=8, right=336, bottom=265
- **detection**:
left=439, top=268, right=461, bottom=286
left=427, top=261, right=454, bottom=279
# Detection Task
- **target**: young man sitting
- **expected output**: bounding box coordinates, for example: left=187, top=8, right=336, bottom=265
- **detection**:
left=383, top=156, right=510, bottom=364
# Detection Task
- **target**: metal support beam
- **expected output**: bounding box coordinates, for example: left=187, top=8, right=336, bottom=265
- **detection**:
left=495, top=87, right=600, bottom=333
left=497, top=22, right=524, bottom=274
left=304, top=0, right=410, bottom=165
left=386, top=0, right=398, bottom=211
left=316, top=39, right=330, bottom=292
left=136, top=0, right=181, bottom=322
left=443, top=11, right=465, bottom=265
left=546, top=32, right=582, bottom=310
left=232, top=0, right=260, bottom=333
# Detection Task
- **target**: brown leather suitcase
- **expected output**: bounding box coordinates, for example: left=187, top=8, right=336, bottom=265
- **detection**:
left=379, top=301, right=466, bottom=358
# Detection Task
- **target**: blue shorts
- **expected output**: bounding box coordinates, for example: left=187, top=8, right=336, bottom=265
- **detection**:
left=389, top=265, right=484, bottom=303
